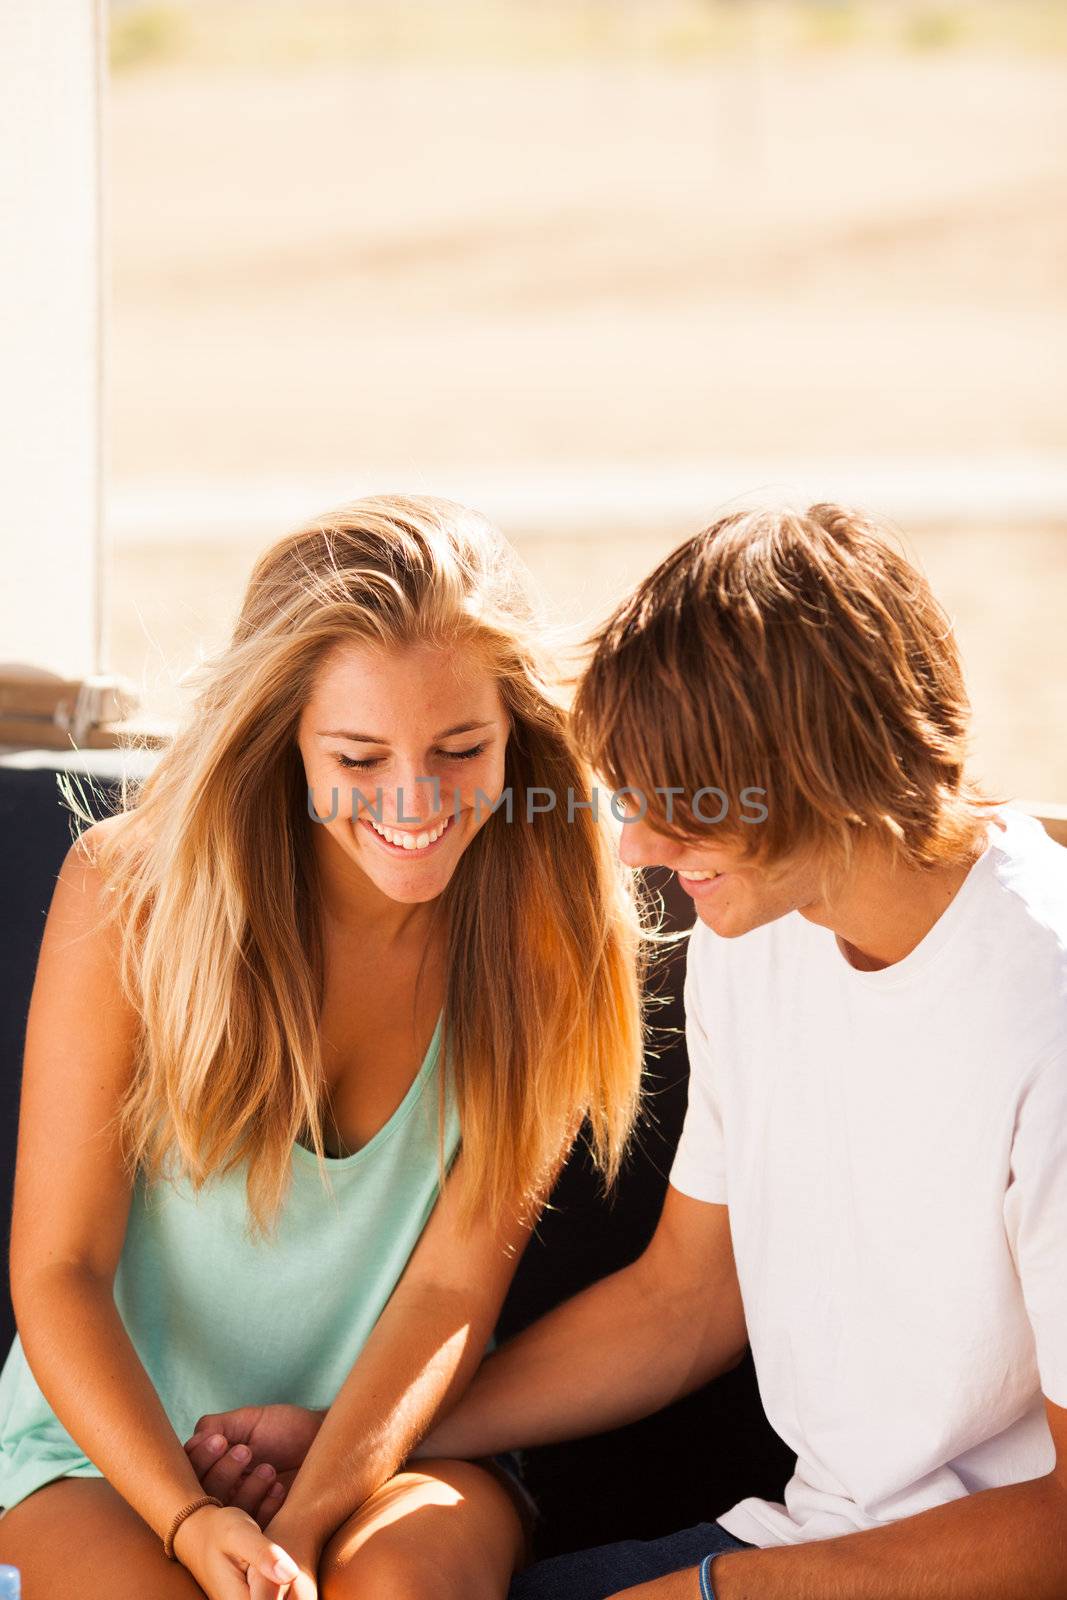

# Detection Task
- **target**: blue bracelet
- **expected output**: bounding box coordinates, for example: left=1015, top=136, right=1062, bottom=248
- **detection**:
left=698, top=1552, right=718, bottom=1600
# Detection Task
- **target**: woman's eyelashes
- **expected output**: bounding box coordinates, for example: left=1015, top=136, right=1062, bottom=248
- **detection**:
left=335, top=742, right=489, bottom=772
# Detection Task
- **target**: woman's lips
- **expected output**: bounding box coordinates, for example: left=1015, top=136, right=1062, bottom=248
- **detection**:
left=359, top=812, right=456, bottom=858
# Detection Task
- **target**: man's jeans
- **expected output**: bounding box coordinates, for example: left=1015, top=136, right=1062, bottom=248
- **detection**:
left=508, top=1520, right=754, bottom=1600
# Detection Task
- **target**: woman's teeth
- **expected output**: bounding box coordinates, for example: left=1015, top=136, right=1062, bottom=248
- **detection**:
left=368, top=815, right=451, bottom=852
left=679, top=868, right=720, bottom=881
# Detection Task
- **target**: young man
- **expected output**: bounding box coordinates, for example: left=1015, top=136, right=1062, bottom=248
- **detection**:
left=185, top=505, right=1067, bottom=1598
left=416, top=504, right=1067, bottom=1598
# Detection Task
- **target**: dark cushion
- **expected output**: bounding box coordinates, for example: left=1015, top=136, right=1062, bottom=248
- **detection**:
left=0, top=749, right=139, bottom=1321
left=499, top=869, right=792, bottom=1555
left=0, top=749, right=791, bottom=1557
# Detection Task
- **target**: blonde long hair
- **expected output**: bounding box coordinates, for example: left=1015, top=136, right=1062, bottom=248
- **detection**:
left=70, top=496, right=648, bottom=1238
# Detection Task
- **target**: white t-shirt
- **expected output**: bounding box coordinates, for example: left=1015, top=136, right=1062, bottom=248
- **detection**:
left=669, top=807, right=1067, bottom=1548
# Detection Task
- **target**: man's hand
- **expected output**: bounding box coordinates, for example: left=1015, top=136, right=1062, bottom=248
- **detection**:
left=183, top=1404, right=327, bottom=1529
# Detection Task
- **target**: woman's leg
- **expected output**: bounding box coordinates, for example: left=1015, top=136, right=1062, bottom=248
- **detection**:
left=0, top=1478, right=205, bottom=1599
left=320, top=1455, right=527, bottom=1600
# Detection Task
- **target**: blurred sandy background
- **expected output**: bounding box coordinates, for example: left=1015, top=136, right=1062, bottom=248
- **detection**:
left=105, top=0, right=1067, bottom=798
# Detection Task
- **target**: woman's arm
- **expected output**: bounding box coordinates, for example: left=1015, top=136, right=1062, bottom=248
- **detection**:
left=417, top=1185, right=749, bottom=1458
left=11, top=826, right=299, bottom=1598
left=190, top=1177, right=745, bottom=1535
left=260, top=1141, right=545, bottom=1562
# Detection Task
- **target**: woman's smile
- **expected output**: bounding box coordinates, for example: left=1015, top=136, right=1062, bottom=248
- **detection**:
left=359, top=810, right=458, bottom=857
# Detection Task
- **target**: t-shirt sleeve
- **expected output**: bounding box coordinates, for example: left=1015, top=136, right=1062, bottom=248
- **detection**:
left=1003, top=1047, right=1067, bottom=1408
left=668, top=933, right=729, bottom=1205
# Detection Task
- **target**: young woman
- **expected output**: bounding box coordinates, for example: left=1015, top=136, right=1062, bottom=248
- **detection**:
left=0, top=495, right=647, bottom=1599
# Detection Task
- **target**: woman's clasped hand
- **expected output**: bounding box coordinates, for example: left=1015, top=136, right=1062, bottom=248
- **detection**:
left=178, top=1406, right=327, bottom=1595
left=171, top=1498, right=316, bottom=1600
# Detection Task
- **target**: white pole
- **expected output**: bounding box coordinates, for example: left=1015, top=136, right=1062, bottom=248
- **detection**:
left=0, top=0, right=105, bottom=680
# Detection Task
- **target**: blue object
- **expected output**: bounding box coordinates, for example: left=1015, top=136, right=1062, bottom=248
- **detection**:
left=0, top=1566, right=20, bottom=1599
left=699, top=1552, right=718, bottom=1599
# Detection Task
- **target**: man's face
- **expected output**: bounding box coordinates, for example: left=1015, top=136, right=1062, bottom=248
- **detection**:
left=617, top=806, right=824, bottom=938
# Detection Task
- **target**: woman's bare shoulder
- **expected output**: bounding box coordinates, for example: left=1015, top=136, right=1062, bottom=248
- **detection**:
left=65, top=809, right=155, bottom=892
left=69, top=809, right=140, bottom=861
left=51, top=814, right=149, bottom=972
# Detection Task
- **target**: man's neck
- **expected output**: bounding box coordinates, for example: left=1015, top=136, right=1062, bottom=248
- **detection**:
left=799, top=830, right=988, bottom=972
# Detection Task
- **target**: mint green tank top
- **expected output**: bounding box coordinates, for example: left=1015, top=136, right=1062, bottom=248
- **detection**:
left=0, top=1013, right=460, bottom=1513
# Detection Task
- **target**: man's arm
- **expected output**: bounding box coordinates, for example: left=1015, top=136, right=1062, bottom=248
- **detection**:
left=417, top=1184, right=749, bottom=1459
left=614, top=1397, right=1067, bottom=1600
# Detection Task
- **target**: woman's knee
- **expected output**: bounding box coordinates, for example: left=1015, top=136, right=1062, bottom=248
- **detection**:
left=319, top=1460, right=521, bottom=1600
left=321, top=1541, right=451, bottom=1600
left=0, top=1479, right=205, bottom=1598
left=324, top=1540, right=509, bottom=1600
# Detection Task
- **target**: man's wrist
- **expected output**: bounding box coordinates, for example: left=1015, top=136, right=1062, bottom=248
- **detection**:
left=698, top=1552, right=719, bottom=1599
left=699, top=1549, right=749, bottom=1599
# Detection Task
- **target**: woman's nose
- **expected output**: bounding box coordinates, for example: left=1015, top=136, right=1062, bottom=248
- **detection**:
left=389, top=769, right=439, bottom=824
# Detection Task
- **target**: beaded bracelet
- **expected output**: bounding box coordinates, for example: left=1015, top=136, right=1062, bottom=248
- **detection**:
left=163, top=1494, right=224, bottom=1560
left=698, top=1552, right=718, bottom=1600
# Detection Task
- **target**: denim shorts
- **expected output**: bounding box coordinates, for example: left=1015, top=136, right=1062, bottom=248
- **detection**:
left=507, top=1517, right=753, bottom=1600
left=477, top=1448, right=540, bottom=1564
